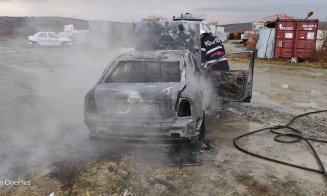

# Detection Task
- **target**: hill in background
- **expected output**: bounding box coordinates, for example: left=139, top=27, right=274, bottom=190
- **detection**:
left=0, top=16, right=88, bottom=38
left=222, top=21, right=327, bottom=32
left=1, top=16, right=326, bottom=39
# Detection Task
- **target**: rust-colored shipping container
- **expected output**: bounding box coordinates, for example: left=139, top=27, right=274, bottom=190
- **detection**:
left=274, top=19, right=318, bottom=60
left=229, top=32, right=242, bottom=40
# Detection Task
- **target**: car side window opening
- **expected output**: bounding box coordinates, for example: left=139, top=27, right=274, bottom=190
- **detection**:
left=48, top=33, right=59, bottom=38
left=106, top=63, right=130, bottom=83
left=39, top=33, right=47, bottom=38
left=105, top=61, right=181, bottom=83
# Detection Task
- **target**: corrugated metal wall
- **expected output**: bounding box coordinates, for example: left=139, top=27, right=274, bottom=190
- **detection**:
left=257, top=27, right=275, bottom=58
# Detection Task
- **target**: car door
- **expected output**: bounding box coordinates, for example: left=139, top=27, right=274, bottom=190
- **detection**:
left=37, top=32, right=48, bottom=45
left=48, top=33, right=61, bottom=46
left=206, top=51, right=255, bottom=102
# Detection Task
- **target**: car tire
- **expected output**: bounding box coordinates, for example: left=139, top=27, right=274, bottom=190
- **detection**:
left=61, top=42, right=68, bottom=47
left=32, top=42, right=39, bottom=47
left=198, top=111, right=206, bottom=141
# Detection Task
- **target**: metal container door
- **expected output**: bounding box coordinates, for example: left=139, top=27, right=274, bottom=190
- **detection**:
left=274, top=21, right=296, bottom=59
left=294, top=20, right=318, bottom=59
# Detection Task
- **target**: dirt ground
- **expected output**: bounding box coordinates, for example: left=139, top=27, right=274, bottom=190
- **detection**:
left=0, top=40, right=326, bottom=196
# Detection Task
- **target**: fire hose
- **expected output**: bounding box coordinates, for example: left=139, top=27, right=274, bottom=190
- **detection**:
left=234, top=110, right=327, bottom=181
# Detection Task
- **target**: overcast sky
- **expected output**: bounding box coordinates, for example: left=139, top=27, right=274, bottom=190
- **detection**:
left=0, top=0, right=326, bottom=24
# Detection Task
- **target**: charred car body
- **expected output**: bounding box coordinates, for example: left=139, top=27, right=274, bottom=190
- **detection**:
left=84, top=20, right=255, bottom=144
left=84, top=50, right=206, bottom=144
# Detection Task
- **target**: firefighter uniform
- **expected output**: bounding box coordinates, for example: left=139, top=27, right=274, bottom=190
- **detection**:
left=201, top=33, right=229, bottom=71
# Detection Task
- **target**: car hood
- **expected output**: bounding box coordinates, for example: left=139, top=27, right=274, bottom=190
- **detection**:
left=93, top=82, right=185, bottom=121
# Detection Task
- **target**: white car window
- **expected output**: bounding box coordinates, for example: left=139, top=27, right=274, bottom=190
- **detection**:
left=39, top=33, right=47, bottom=38
left=48, top=33, right=59, bottom=38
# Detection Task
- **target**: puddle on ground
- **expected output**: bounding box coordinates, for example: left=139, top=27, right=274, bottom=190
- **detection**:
left=206, top=116, right=262, bottom=147
left=256, top=82, right=326, bottom=111
left=271, top=82, right=311, bottom=93
left=269, top=94, right=292, bottom=101
left=310, top=89, right=321, bottom=95
left=294, top=101, right=320, bottom=108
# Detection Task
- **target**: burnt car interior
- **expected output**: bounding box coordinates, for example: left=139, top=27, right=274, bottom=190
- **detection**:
left=208, top=51, right=255, bottom=102
left=105, top=61, right=182, bottom=83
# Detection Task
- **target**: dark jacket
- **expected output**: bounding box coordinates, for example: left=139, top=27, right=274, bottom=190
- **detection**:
left=201, top=33, right=229, bottom=71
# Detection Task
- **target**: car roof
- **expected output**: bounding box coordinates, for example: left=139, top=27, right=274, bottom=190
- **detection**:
left=37, top=32, right=56, bottom=34
left=118, top=50, right=188, bottom=62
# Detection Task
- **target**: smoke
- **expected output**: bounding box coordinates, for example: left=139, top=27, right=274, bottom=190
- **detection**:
left=0, top=36, right=120, bottom=182
left=0, top=19, right=221, bottom=189
left=0, top=30, right=190, bottom=185
left=184, top=64, right=221, bottom=114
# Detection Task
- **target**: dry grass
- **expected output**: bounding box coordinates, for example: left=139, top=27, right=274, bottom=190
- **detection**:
left=237, top=174, right=274, bottom=196
left=314, top=50, right=327, bottom=68
left=256, top=57, right=327, bottom=69
left=236, top=174, right=307, bottom=196
left=256, top=43, right=327, bottom=69
left=71, top=160, right=130, bottom=195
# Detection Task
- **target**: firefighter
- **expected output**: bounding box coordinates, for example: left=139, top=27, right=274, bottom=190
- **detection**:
left=200, top=30, right=229, bottom=71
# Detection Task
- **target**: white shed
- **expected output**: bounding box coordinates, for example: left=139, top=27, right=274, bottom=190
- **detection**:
left=316, top=30, right=327, bottom=50
left=256, top=27, right=275, bottom=59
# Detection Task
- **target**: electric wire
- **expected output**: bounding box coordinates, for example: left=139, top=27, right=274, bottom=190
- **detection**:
left=233, top=110, right=327, bottom=181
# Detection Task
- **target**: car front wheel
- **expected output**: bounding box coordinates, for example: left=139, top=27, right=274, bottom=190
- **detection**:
left=32, top=42, right=39, bottom=47
left=61, top=41, right=69, bottom=47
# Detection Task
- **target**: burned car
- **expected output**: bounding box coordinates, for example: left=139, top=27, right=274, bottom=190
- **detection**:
left=84, top=50, right=205, bottom=144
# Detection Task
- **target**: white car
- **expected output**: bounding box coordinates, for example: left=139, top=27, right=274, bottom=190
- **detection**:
left=28, top=32, right=71, bottom=46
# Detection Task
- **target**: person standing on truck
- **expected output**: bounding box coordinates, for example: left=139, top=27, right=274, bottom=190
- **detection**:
left=200, top=30, right=229, bottom=71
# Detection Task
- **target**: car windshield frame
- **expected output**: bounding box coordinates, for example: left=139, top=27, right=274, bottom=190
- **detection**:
left=104, top=60, right=183, bottom=84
